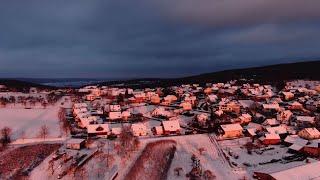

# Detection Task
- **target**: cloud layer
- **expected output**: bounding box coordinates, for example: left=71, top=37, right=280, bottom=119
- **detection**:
left=0, top=0, right=319, bottom=78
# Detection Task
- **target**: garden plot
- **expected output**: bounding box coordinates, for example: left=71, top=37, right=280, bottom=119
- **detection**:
left=219, top=138, right=318, bottom=177
left=0, top=96, right=71, bottom=139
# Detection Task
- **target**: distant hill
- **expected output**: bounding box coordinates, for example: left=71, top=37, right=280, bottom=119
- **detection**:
left=1, top=60, right=319, bottom=89
left=97, top=60, right=320, bottom=88
left=0, top=79, right=55, bottom=90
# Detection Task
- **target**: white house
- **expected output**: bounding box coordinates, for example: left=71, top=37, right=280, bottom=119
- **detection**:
left=109, top=112, right=122, bottom=120
left=131, top=123, right=147, bottom=136
left=121, top=111, right=131, bottom=120
left=162, top=120, right=181, bottom=135
left=87, top=124, right=110, bottom=137
left=152, top=107, right=173, bottom=118
left=277, top=110, right=293, bottom=122
left=220, top=124, right=243, bottom=138
left=262, top=103, right=280, bottom=111
left=66, top=138, right=86, bottom=150
left=239, top=114, right=252, bottom=124
left=298, top=128, right=320, bottom=140
left=180, top=102, right=192, bottom=111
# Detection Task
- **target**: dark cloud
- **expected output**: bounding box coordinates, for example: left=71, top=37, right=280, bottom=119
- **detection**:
left=0, top=0, right=319, bottom=78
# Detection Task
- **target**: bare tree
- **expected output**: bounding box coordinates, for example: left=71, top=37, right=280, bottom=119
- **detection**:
left=38, top=125, right=49, bottom=139
left=199, top=147, right=206, bottom=155
left=117, top=125, right=139, bottom=158
left=58, top=108, right=69, bottom=136
left=73, top=166, right=88, bottom=180
left=203, top=170, right=216, bottom=180
left=1, top=127, right=12, bottom=145
left=19, top=130, right=26, bottom=140
left=174, top=167, right=183, bottom=176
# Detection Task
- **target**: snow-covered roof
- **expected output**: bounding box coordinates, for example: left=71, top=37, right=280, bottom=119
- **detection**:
left=291, top=101, right=302, bottom=106
left=74, top=103, right=88, bottom=109
left=131, top=123, right=147, bottom=132
left=66, top=138, right=85, bottom=144
left=87, top=124, right=109, bottom=134
left=241, top=113, right=252, bottom=119
left=305, top=139, right=320, bottom=148
left=265, top=133, right=280, bottom=140
left=266, top=126, right=287, bottom=134
left=263, top=118, right=279, bottom=126
left=221, top=124, right=243, bottom=132
left=262, top=103, right=280, bottom=109
left=162, top=120, right=180, bottom=131
left=289, top=144, right=304, bottom=151
left=296, top=116, right=315, bottom=123
left=270, top=161, right=320, bottom=180
left=301, top=128, right=320, bottom=136
left=247, top=128, right=256, bottom=136
left=284, top=135, right=308, bottom=146
left=111, top=127, right=122, bottom=135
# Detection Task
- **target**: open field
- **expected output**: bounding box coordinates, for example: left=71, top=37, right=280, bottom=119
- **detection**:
left=125, top=140, right=177, bottom=180
left=0, top=96, right=71, bottom=139
left=219, top=138, right=318, bottom=177
left=0, top=144, right=61, bottom=179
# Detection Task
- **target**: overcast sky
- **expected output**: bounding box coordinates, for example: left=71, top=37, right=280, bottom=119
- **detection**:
left=0, top=0, right=320, bottom=79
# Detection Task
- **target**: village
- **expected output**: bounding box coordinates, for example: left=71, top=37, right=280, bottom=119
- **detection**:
left=1, top=79, right=320, bottom=180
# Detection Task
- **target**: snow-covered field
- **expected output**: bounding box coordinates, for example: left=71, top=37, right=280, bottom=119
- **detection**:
left=219, top=138, right=318, bottom=177
left=137, top=134, right=247, bottom=180
left=0, top=96, right=71, bottom=139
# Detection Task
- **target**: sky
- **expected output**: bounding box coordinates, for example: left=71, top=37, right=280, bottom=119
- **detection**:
left=0, top=0, right=320, bottom=79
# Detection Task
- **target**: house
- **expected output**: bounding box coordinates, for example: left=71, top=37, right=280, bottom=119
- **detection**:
left=204, top=87, right=212, bottom=94
left=298, top=128, right=320, bottom=140
left=281, top=91, right=294, bottom=100
left=121, top=111, right=131, bottom=120
left=180, top=102, right=192, bottom=111
left=215, top=110, right=224, bottom=117
left=254, top=161, right=320, bottom=180
left=73, top=103, right=88, bottom=109
left=150, top=95, right=161, bottom=104
left=164, top=95, right=178, bottom=104
left=110, top=105, right=121, bottom=112
left=261, top=133, right=281, bottom=145
left=184, top=96, right=197, bottom=105
left=266, top=126, right=287, bottom=136
left=220, top=124, right=243, bottom=138
left=296, top=116, right=315, bottom=128
left=239, top=114, right=252, bottom=124
left=263, top=118, right=280, bottom=127
left=207, top=94, right=218, bottom=103
left=152, top=126, right=164, bottom=135
left=87, top=124, right=110, bottom=137
left=289, top=101, right=303, bottom=110
left=302, top=139, right=320, bottom=157
left=277, top=110, right=293, bottom=123
left=86, top=94, right=96, bottom=101
left=111, top=127, right=122, bottom=136
left=66, top=138, right=86, bottom=150
left=29, top=87, right=38, bottom=94
left=197, top=113, right=209, bottom=126
left=245, top=122, right=263, bottom=137
left=131, top=123, right=147, bottom=136
left=262, top=103, right=280, bottom=112
left=109, top=112, right=122, bottom=120
left=162, top=120, right=181, bottom=135
left=219, top=102, right=241, bottom=114
left=284, top=135, right=308, bottom=146
left=0, top=85, right=7, bottom=92
left=152, top=107, right=173, bottom=118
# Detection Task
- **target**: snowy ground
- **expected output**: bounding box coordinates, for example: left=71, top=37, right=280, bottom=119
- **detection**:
left=219, top=138, right=319, bottom=177
left=136, top=134, right=247, bottom=180
left=0, top=96, right=72, bottom=139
